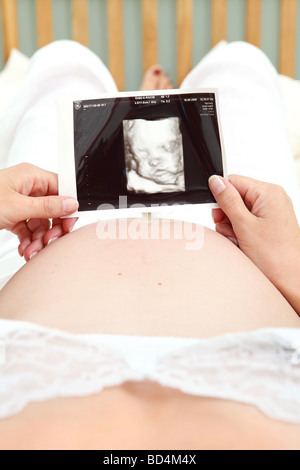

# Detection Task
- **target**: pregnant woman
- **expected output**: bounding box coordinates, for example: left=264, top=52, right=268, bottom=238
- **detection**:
left=0, top=40, right=299, bottom=450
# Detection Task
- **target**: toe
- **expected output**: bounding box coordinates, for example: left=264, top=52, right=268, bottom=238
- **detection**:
left=158, top=73, right=174, bottom=90
left=139, top=65, right=164, bottom=91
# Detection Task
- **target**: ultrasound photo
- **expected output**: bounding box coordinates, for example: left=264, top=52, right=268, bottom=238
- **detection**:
left=123, top=118, right=185, bottom=194
left=70, top=91, right=225, bottom=212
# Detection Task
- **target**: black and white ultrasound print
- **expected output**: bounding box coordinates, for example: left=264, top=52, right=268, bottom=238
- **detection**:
left=72, top=91, right=225, bottom=211
left=123, top=118, right=185, bottom=194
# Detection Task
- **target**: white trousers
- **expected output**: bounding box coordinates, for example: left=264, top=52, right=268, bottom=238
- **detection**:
left=0, top=40, right=299, bottom=286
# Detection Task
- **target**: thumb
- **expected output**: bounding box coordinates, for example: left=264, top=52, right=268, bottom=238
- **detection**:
left=208, top=175, right=250, bottom=224
left=21, top=195, right=79, bottom=220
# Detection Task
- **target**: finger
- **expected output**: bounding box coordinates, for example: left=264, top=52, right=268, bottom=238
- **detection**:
left=26, top=217, right=50, bottom=233
left=11, top=220, right=32, bottom=244
left=228, top=174, right=262, bottom=197
left=52, top=216, right=78, bottom=233
left=18, top=194, right=79, bottom=221
left=208, top=175, right=254, bottom=225
left=62, top=217, right=78, bottom=234
left=18, top=237, right=32, bottom=257
left=212, top=208, right=231, bottom=225
left=52, top=218, right=62, bottom=227
left=44, top=216, right=78, bottom=246
left=215, top=222, right=236, bottom=240
left=12, top=163, right=59, bottom=196
left=21, top=219, right=50, bottom=254
left=228, top=174, right=267, bottom=210
left=31, top=223, right=49, bottom=242
left=228, top=175, right=291, bottom=217
left=44, top=224, right=64, bottom=246
left=24, top=238, right=45, bottom=262
left=212, top=208, right=235, bottom=240
left=12, top=220, right=40, bottom=258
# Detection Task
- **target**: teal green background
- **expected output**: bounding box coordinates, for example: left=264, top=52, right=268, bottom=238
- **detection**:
left=1, top=0, right=300, bottom=90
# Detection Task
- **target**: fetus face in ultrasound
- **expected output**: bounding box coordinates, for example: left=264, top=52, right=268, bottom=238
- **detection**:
left=123, top=118, right=185, bottom=194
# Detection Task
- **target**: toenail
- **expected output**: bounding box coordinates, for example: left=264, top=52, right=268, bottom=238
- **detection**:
left=154, top=69, right=161, bottom=75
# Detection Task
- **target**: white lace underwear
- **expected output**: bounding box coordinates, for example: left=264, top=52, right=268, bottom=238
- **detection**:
left=0, top=319, right=299, bottom=423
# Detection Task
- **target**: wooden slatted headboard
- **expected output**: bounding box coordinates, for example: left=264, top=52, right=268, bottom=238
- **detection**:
left=1, top=0, right=298, bottom=91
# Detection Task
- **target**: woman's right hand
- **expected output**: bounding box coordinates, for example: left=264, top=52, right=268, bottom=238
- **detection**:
left=0, top=163, right=78, bottom=261
left=209, top=174, right=300, bottom=315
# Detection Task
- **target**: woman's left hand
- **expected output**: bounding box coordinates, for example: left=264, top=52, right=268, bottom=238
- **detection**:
left=0, top=163, right=79, bottom=261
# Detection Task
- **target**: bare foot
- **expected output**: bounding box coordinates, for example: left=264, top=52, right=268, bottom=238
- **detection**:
left=139, top=65, right=174, bottom=91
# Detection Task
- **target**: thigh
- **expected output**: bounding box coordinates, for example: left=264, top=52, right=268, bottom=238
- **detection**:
left=0, top=40, right=118, bottom=173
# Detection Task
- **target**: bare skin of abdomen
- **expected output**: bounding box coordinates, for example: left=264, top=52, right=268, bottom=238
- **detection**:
left=0, top=220, right=299, bottom=450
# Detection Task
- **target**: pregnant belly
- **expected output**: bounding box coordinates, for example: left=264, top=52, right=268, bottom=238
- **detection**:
left=0, top=220, right=298, bottom=335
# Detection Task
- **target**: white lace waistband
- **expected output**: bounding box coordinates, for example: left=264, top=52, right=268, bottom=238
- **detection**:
left=0, top=319, right=299, bottom=423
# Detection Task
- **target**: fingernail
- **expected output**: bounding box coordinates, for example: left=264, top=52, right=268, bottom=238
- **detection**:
left=154, top=69, right=161, bottom=75
left=29, top=252, right=38, bottom=260
left=62, top=198, right=78, bottom=214
left=227, top=237, right=239, bottom=247
left=47, top=237, right=59, bottom=246
left=209, top=175, right=227, bottom=196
